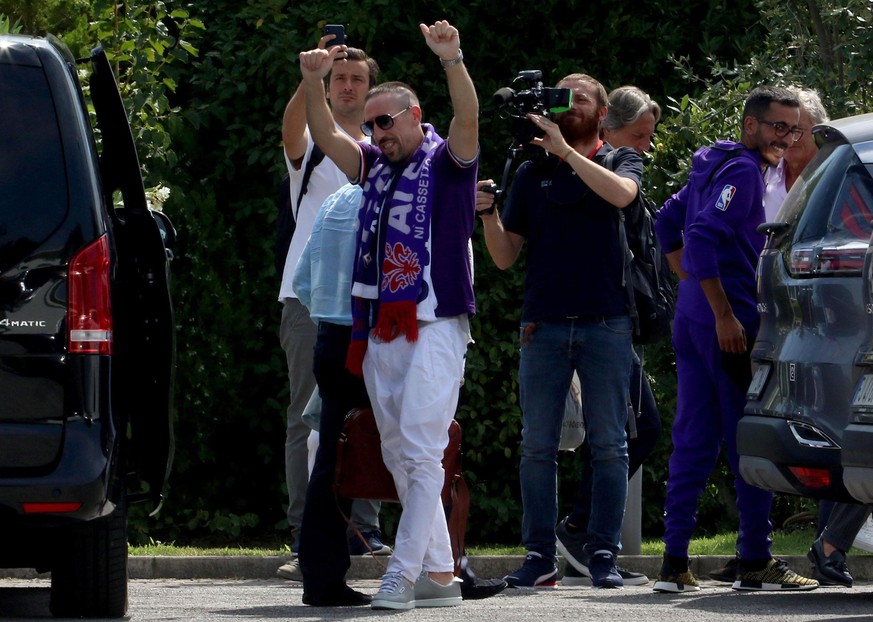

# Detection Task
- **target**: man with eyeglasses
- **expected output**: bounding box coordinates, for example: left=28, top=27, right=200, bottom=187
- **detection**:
left=651, top=86, right=818, bottom=593
left=299, top=20, right=477, bottom=610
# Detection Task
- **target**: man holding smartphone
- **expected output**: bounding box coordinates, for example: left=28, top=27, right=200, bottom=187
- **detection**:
left=276, top=28, right=386, bottom=587
left=299, top=19, right=478, bottom=610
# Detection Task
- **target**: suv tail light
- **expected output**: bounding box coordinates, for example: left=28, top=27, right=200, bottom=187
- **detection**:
left=788, top=242, right=867, bottom=276
left=68, top=235, right=112, bottom=354
left=788, top=466, right=831, bottom=488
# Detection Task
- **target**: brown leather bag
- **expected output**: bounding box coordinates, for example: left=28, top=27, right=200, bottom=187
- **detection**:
left=334, top=407, right=468, bottom=571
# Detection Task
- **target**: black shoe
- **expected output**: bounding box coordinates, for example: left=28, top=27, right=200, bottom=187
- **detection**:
left=708, top=556, right=738, bottom=582
left=807, top=539, right=853, bottom=587
left=459, top=556, right=507, bottom=599
left=302, top=585, right=372, bottom=607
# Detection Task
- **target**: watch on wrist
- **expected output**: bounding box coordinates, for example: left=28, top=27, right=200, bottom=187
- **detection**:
left=440, top=49, right=464, bottom=68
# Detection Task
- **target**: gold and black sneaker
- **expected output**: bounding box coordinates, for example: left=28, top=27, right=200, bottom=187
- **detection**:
left=653, top=553, right=700, bottom=593
left=731, top=558, right=819, bottom=591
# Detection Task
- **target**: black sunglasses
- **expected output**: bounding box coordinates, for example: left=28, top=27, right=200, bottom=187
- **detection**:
left=755, top=117, right=804, bottom=141
left=361, top=106, right=411, bottom=137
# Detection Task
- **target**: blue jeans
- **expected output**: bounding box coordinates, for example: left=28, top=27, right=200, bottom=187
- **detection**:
left=518, top=316, right=633, bottom=559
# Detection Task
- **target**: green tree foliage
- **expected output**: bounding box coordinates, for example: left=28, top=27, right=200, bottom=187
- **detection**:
left=155, top=0, right=771, bottom=546
left=10, top=0, right=873, bottom=546
left=642, top=0, right=873, bottom=535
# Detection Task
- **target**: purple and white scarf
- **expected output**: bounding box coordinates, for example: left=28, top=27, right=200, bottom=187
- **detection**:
left=346, top=124, right=441, bottom=376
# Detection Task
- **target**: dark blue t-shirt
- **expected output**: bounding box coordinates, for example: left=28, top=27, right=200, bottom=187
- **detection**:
left=501, top=145, right=643, bottom=322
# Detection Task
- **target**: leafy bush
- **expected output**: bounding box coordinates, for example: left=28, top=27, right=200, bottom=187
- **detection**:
left=9, top=0, right=871, bottom=546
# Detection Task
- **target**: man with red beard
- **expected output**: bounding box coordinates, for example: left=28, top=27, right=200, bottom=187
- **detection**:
left=652, top=86, right=817, bottom=593
left=478, top=73, right=643, bottom=589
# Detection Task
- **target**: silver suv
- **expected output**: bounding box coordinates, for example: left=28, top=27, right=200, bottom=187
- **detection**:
left=0, top=34, right=175, bottom=618
left=739, top=113, right=873, bottom=505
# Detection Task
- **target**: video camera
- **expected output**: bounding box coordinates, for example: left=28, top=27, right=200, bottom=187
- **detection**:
left=492, top=70, right=572, bottom=150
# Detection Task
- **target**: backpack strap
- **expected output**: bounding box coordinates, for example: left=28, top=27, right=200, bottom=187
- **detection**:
left=601, top=149, right=641, bottom=335
left=294, top=143, right=325, bottom=220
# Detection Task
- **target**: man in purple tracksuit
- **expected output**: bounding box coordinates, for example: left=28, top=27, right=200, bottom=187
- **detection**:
left=652, top=86, right=818, bottom=593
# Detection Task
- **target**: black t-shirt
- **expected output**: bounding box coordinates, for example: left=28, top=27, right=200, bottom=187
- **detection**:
left=501, top=145, right=643, bottom=322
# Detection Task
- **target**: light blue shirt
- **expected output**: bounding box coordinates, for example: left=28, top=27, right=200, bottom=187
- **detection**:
left=292, top=183, right=362, bottom=325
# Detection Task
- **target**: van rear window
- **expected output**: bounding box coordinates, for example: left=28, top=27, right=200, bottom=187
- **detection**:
left=0, top=64, right=67, bottom=270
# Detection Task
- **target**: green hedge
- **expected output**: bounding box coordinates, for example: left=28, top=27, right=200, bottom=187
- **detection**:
left=136, top=0, right=772, bottom=546
left=12, top=0, right=873, bottom=546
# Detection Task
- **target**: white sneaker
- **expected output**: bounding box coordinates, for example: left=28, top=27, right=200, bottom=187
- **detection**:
left=414, top=572, right=462, bottom=607
left=853, top=516, right=873, bottom=552
left=276, top=557, right=302, bottom=581
left=372, top=571, right=415, bottom=610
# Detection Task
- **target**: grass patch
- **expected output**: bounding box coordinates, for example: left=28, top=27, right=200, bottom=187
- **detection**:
left=130, top=528, right=830, bottom=557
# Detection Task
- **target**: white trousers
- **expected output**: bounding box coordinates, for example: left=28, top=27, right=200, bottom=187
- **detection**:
left=363, top=316, right=469, bottom=583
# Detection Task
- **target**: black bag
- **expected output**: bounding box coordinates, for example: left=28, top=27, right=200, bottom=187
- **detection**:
left=603, top=148, right=676, bottom=344
left=274, top=145, right=325, bottom=275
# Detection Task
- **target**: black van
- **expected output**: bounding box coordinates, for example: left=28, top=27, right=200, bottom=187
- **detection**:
left=0, top=34, right=175, bottom=618
left=738, top=113, right=873, bottom=503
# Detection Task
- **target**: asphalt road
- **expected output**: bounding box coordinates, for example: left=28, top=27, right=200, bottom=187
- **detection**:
left=2, top=577, right=873, bottom=621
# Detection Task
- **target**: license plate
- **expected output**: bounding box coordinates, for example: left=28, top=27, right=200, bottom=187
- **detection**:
left=747, top=363, right=771, bottom=400
left=852, top=374, right=873, bottom=407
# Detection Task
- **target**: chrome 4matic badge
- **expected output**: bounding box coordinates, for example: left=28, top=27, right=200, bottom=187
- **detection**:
left=715, top=184, right=736, bottom=211
left=0, top=317, right=48, bottom=330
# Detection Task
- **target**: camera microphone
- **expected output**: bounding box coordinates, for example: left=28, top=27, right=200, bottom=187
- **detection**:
left=492, top=87, right=515, bottom=106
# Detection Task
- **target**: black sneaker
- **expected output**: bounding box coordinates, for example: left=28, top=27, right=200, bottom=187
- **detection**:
left=732, top=558, right=819, bottom=591
left=653, top=553, right=700, bottom=593
left=807, top=539, right=853, bottom=587
left=459, top=556, right=508, bottom=599
left=563, top=561, right=648, bottom=586
left=588, top=550, right=623, bottom=589
left=504, top=551, right=558, bottom=588
left=708, top=556, right=738, bottom=582
left=555, top=516, right=590, bottom=575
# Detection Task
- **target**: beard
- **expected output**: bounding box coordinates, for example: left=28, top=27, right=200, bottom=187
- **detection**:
left=555, top=109, right=599, bottom=143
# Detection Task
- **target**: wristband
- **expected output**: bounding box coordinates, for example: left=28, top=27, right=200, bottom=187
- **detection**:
left=440, top=49, right=464, bottom=68
left=562, top=147, right=575, bottom=160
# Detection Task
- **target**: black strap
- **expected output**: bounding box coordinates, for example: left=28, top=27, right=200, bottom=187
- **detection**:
left=294, top=144, right=325, bottom=219
left=602, top=149, right=640, bottom=330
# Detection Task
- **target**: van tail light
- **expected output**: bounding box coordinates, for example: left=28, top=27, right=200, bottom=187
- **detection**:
left=788, top=466, right=831, bottom=488
left=68, top=235, right=112, bottom=354
left=788, top=244, right=866, bottom=276
left=22, top=502, right=82, bottom=514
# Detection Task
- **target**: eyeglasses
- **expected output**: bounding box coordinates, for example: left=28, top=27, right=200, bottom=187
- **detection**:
left=361, top=106, right=411, bottom=136
left=755, top=117, right=804, bottom=141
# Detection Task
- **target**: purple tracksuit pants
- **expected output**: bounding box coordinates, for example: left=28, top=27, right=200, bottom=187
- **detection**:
left=663, top=310, right=773, bottom=560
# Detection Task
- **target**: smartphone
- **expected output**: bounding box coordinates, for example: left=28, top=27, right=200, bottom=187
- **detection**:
left=323, top=24, right=345, bottom=48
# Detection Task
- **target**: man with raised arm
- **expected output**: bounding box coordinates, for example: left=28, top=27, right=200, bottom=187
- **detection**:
left=299, top=20, right=478, bottom=610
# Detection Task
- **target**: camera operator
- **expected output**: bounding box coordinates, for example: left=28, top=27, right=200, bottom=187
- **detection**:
left=478, top=73, right=643, bottom=589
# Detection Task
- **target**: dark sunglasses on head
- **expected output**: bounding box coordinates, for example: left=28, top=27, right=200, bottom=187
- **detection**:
left=756, top=117, right=804, bottom=141
left=361, top=106, right=411, bottom=137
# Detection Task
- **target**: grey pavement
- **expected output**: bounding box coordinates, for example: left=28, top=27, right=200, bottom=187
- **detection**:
left=0, top=553, right=873, bottom=581
left=3, top=574, right=873, bottom=621
left=4, top=552, right=873, bottom=580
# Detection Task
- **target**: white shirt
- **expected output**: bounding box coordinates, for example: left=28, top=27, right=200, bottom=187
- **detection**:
left=278, top=127, right=367, bottom=300
left=763, top=158, right=788, bottom=222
